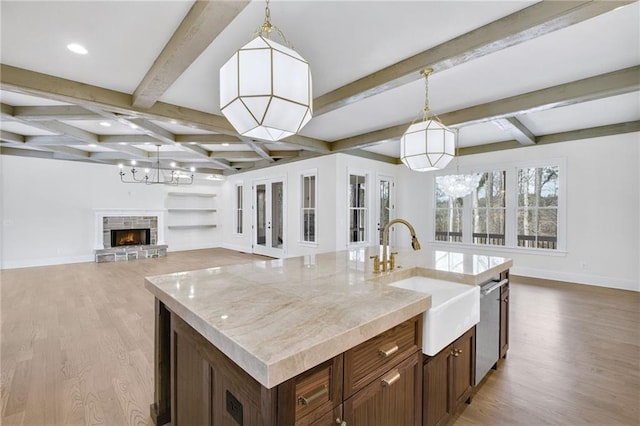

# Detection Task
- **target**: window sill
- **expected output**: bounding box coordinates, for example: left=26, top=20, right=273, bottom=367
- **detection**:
left=428, top=241, right=567, bottom=257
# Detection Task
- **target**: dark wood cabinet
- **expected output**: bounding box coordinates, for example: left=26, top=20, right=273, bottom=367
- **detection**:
left=344, top=351, right=422, bottom=426
left=163, top=309, right=422, bottom=425
left=499, top=270, right=510, bottom=361
left=423, top=327, right=475, bottom=426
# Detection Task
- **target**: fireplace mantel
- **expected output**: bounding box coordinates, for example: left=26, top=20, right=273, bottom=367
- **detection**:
left=94, top=209, right=166, bottom=250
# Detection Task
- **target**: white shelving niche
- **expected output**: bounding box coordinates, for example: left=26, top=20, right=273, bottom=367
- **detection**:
left=166, top=192, right=217, bottom=230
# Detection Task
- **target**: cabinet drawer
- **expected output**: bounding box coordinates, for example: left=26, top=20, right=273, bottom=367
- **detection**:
left=344, top=316, right=421, bottom=397
left=278, top=355, right=343, bottom=424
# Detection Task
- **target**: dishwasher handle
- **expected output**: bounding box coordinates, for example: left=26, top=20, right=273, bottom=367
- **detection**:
left=481, top=278, right=508, bottom=296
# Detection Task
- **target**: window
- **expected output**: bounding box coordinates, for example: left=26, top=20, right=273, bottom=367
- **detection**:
left=234, top=183, right=243, bottom=234
left=301, top=172, right=316, bottom=243
left=435, top=184, right=463, bottom=243
left=349, top=174, right=367, bottom=243
left=517, top=166, right=559, bottom=249
left=472, top=171, right=506, bottom=246
left=433, top=162, right=562, bottom=251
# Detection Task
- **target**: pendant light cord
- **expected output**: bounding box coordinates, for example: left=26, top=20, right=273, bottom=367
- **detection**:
left=255, top=0, right=294, bottom=48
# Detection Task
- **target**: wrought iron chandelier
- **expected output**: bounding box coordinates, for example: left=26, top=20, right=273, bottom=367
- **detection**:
left=118, top=145, right=194, bottom=185
left=219, top=0, right=312, bottom=141
left=400, top=68, right=455, bottom=172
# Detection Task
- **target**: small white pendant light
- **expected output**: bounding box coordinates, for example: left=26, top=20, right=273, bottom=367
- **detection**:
left=400, top=68, right=455, bottom=172
left=220, top=0, right=312, bottom=142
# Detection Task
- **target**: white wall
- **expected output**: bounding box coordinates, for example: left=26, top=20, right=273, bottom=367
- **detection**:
left=396, top=133, right=640, bottom=291
left=219, top=153, right=398, bottom=257
left=220, top=154, right=339, bottom=256
left=0, top=155, right=223, bottom=268
left=4, top=133, right=638, bottom=291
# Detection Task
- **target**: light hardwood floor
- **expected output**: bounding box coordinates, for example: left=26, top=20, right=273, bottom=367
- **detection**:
left=1, top=249, right=639, bottom=425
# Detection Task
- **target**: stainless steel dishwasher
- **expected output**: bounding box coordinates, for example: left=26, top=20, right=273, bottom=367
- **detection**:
left=475, top=277, right=508, bottom=384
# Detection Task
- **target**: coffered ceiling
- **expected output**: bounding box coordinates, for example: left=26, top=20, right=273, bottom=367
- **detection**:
left=1, top=1, right=639, bottom=176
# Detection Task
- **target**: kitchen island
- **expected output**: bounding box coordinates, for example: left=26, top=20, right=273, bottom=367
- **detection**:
left=145, top=247, right=512, bottom=425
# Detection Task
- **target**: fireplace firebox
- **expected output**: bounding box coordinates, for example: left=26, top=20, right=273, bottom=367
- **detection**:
left=111, top=228, right=151, bottom=247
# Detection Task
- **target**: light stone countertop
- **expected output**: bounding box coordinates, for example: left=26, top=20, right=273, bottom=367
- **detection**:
left=144, top=247, right=512, bottom=388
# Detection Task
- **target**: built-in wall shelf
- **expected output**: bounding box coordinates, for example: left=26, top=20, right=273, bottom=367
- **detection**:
left=168, top=225, right=217, bottom=230
left=167, top=192, right=216, bottom=198
left=167, top=208, right=217, bottom=213
left=166, top=192, right=218, bottom=230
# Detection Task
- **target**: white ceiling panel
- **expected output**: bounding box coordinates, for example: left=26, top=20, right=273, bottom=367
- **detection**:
left=518, top=92, right=640, bottom=135
left=150, top=120, right=216, bottom=135
left=0, top=1, right=193, bottom=93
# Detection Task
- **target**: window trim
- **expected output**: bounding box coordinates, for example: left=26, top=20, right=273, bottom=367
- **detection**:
left=429, top=158, right=567, bottom=255
left=299, top=169, right=318, bottom=247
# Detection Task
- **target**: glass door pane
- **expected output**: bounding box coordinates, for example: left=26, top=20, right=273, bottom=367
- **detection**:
left=271, top=181, right=283, bottom=249
left=256, top=184, right=266, bottom=247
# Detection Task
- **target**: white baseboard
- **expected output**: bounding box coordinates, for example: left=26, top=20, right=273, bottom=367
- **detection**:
left=1, top=254, right=94, bottom=270
left=511, top=266, right=639, bottom=292
left=166, top=242, right=221, bottom=252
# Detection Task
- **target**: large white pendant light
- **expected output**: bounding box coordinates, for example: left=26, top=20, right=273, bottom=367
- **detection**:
left=220, top=0, right=312, bottom=142
left=400, top=68, right=455, bottom=172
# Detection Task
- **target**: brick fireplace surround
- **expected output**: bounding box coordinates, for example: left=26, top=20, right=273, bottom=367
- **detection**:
left=93, top=209, right=167, bottom=263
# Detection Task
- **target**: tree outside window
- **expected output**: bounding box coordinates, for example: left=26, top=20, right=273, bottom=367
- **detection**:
left=472, top=171, right=506, bottom=246
left=517, top=166, right=559, bottom=249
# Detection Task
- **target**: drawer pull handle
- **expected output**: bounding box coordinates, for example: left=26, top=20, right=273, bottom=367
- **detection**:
left=381, top=369, right=401, bottom=387
left=298, top=384, right=328, bottom=406
left=378, top=343, right=399, bottom=358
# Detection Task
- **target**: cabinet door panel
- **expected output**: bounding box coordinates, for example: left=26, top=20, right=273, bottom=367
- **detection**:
left=173, top=332, right=212, bottom=425
left=423, top=347, right=451, bottom=426
left=344, top=351, right=421, bottom=426
left=451, top=328, right=474, bottom=407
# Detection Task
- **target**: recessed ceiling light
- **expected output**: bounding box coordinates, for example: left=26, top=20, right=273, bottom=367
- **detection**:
left=99, top=121, right=112, bottom=127
left=67, top=43, right=88, bottom=55
left=119, top=142, right=127, bottom=145
left=222, top=143, right=230, bottom=147
left=88, top=144, right=97, bottom=148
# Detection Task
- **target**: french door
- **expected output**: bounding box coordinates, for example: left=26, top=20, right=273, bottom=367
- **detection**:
left=376, top=175, right=396, bottom=246
left=253, top=178, right=286, bottom=257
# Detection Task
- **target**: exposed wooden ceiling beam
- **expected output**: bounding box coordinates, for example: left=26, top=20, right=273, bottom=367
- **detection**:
left=98, top=135, right=161, bottom=145
left=126, top=118, right=175, bottom=144
left=34, top=120, right=98, bottom=143
left=493, top=117, right=536, bottom=145
left=0, top=146, right=55, bottom=159
left=458, top=120, right=640, bottom=156
left=180, top=143, right=234, bottom=170
left=132, top=0, right=250, bottom=108
left=13, top=105, right=100, bottom=121
left=269, top=150, right=300, bottom=159
left=331, top=66, right=640, bottom=152
left=1, top=130, right=24, bottom=144
left=442, top=65, right=640, bottom=127
left=1, top=102, right=14, bottom=118
left=239, top=138, right=274, bottom=162
left=345, top=149, right=401, bottom=165
left=0, top=64, right=330, bottom=153
left=25, top=135, right=91, bottom=146
left=210, top=151, right=263, bottom=161
left=175, top=134, right=242, bottom=144
left=313, top=0, right=633, bottom=115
